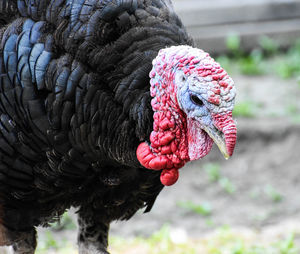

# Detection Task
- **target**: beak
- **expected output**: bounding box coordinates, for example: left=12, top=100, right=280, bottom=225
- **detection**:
left=203, top=125, right=230, bottom=160
left=186, top=113, right=236, bottom=161
left=207, top=112, right=237, bottom=159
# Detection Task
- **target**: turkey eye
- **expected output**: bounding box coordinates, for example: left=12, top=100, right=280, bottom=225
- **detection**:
left=190, top=95, right=204, bottom=106
left=181, top=76, right=186, bottom=81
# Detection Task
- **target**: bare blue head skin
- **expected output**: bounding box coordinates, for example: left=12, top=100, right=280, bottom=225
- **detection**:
left=175, top=71, right=213, bottom=126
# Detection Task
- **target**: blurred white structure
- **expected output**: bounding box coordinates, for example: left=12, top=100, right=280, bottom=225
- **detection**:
left=173, top=0, right=300, bottom=53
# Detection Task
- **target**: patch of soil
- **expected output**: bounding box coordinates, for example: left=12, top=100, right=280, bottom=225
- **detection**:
left=233, top=74, right=300, bottom=118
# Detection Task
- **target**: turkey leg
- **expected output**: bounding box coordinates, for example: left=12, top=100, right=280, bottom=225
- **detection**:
left=12, top=228, right=37, bottom=254
left=77, top=210, right=110, bottom=254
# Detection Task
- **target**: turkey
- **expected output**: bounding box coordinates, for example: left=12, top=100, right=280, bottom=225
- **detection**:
left=0, top=0, right=237, bottom=253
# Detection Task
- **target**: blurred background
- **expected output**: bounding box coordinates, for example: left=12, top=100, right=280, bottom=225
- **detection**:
left=3, top=0, right=300, bottom=253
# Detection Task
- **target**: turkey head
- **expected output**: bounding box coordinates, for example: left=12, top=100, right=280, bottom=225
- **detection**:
left=137, top=46, right=237, bottom=186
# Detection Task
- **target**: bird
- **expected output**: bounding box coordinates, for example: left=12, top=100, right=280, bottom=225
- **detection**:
left=0, top=0, right=237, bottom=253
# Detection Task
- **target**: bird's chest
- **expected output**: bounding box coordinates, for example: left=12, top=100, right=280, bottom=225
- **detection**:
left=76, top=167, right=162, bottom=221
left=34, top=147, right=162, bottom=223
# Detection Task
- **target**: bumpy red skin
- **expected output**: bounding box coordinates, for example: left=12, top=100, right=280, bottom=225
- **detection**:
left=136, top=65, right=189, bottom=186
left=136, top=47, right=236, bottom=186
left=136, top=70, right=189, bottom=186
left=136, top=108, right=188, bottom=186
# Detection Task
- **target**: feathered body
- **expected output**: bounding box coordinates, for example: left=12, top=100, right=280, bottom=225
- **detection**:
left=0, top=0, right=236, bottom=253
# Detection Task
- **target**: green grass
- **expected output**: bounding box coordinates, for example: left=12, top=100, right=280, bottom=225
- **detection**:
left=264, top=184, right=283, bottom=203
left=177, top=201, right=212, bottom=216
left=110, top=225, right=197, bottom=254
left=285, top=103, right=300, bottom=122
left=286, top=104, right=299, bottom=115
left=239, top=49, right=265, bottom=76
left=216, top=36, right=300, bottom=120
left=216, top=53, right=265, bottom=77
left=204, top=163, right=237, bottom=195
left=36, top=231, right=75, bottom=254
left=108, top=226, right=300, bottom=254
left=36, top=212, right=77, bottom=254
left=35, top=225, right=300, bottom=254
left=275, top=39, right=300, bottom=79
left=218, top=177, right=236, bottom=194
left=204, top=163, right=221, bottom=182
left=50, top=212, right=76, bottom=231
left=217, top=34, right=266, bottom=76
left=291, top=115, right=300, bottom=124
left=233, top=101, right=256, bottom=118
left=226, top=33, right=243, bottom=59
left=259, top=36, right=279, bottom=56
left=249, top=185, right=283, bottom=203
left=217, top=35, right=300, bottom=80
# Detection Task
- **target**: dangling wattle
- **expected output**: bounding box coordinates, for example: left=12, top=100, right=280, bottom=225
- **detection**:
left=136, top=86, right=190, bottom=186
left=136, top=50, right=191, bottom=186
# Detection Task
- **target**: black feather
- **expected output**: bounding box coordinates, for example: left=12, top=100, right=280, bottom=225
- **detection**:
left=0, top=0, right=193, bottom=251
